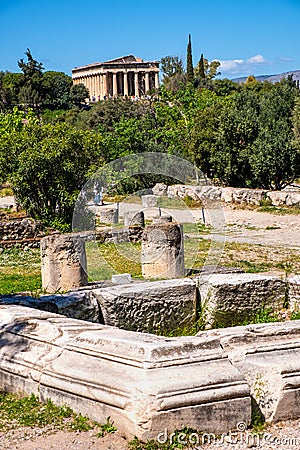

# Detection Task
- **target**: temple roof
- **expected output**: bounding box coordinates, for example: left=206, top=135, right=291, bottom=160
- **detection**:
left=72, top=55, right=159, bottom=72
left=103, top=55, right=144, bottom=64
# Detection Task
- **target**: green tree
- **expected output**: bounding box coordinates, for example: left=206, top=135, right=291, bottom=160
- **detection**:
left=212, top=78, right=239, bottom=96
left=0, top=72, right=23, bottom=109
left=160, top=56, right=185, bottom=92
left=18, top=49, right=44, bottom=110
left=0, top=107, right=38, bottom=183
left=8, top=122, right=103, bottom=226
left=211, top=90, right=260, bottom=186
left=70, top=83, right=89, bottom=107
left=42, top=71, right=73, bottom=109
left=195, top=53, right=205, bottom=80
left=195, top=56, right=221, bottom=89
left=186, top=34, right=194, bottom=84
left=250, top=79, right=300, bottom=189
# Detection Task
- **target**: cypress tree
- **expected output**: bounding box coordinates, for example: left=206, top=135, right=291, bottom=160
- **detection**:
left=198, top=53, right=206, bottom=80
left=186, top=34, right=194, bottom=84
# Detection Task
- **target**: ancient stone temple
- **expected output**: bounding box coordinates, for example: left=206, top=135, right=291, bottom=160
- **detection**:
left=72, top=55, right=160, bottom=101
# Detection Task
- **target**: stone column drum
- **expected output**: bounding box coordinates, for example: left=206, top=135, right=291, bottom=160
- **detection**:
left=41, top=234, right=88, bottom=293
left=123, top=211, right=145, bottom=227
left=141, top=223, right=185, bottom=279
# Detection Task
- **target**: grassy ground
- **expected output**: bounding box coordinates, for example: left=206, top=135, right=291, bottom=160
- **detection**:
left=0, top=247, right=41, bottom=295
left=0, top=391, right=116, bottom=436
left=0, top=229, right=299, bottom=294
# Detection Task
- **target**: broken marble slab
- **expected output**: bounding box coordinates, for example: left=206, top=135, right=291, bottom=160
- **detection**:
left=198, top=320, right=300, bottom=423
left=0, top=305, right=251, bottom=440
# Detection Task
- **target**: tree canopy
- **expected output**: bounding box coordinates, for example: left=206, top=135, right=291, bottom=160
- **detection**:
left=0, top=46, right=300, bottom=229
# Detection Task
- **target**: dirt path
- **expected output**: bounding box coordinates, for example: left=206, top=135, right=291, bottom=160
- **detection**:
left=118, top=202, right=300, bottom=248
left=2, top=419, right=300, bottom=449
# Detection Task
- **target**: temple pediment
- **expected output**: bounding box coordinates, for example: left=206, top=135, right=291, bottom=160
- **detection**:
left=104, top=55, right=143, bottom=64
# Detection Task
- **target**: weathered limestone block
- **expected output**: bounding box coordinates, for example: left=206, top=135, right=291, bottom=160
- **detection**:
left=91, top=278, right=196, bottom=333
left=286, top=192, right=300, bottom=206
left=182, top=186, right=201, bottom=201
left=141, top=223, right=185, bottom=279
left=199, top=320, right=300, bottom=423
left=288, top=276, right=300, bottom=312
left=96, top=208, right=118, bottom=224
left=141, top=194, right=157, bottom=208
left=39, top=292, right=100, bottom=322
left=167, top=184, right=222, bottom=202
left=266, top=191, right=288, bottom=206
left=152, top=183, right=168, bottom=196
left=197, top=273, right=286, bottom=328
left=221, top=187, right=234, bottom=203
left=0, top=305, right=251, bottom=439
left=41, top=234, right=88, bottom=293
left=230, top=188, right=266, bottom=206
left=111, top=273, right=132, bottom=285
left=196, top=185, right=222, bottom=201
left=0, top=291, right=100, bottom=323
left=167, top=184, right=182, bottom=198
left=152, top=214, right=172, bottom=223
left=123, top=210, right=144, bottom=227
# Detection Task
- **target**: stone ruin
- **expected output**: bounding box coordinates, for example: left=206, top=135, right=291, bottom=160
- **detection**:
left=1, top=193, right=300, bottom=440
left=41, top=234, right=88, bottom=293
left=1, top=305, right=300, bottom=440
left=141, top=223, right=185, bottom=279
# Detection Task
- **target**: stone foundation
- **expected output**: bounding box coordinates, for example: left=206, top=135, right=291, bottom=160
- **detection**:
left=90, top=278, right=196, bottom=333
left=197, top=273, right=286, bottom=328
left=3, top=306, right=300, bottom=437
left=1, top=274, right=297, bottom=331
left=0, top=305, right=251, bottom=440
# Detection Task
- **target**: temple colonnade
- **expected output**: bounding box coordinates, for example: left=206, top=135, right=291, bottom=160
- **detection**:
left=72, top=55, right=160, bottom=101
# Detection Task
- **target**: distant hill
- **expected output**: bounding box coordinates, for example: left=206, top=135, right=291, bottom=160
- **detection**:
left=232, top=70, right=300, bottom=84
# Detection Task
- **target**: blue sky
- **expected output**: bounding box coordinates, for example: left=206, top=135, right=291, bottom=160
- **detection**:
left=0, top=0, right=300, bottom=79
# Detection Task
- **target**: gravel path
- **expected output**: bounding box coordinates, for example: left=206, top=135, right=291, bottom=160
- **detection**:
left=117, top=202, right=300, bottom=248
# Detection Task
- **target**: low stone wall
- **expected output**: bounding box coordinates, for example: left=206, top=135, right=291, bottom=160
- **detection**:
left=0, top=218, right=45, bottom=248
left=1, top=273, right=298, bottom=332
left=154, top=183, right=300, bottom=207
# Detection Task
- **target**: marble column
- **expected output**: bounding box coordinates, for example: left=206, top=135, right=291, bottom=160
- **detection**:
left=145, top=72, right=150, bottom=93
left=113, top=72, right=118, bottom=96
left=96, top=74, right=99, bottom=98
left=124, top=72, right=128, bottom=96
left=155, top=72, right=159, bottom=89
left=91, top=75, right=95, bottom=97
left=87, top=76, right=91, bottom=98
left=103, top=73, right=107, bottom=97
left=134, top=72, right=139, bottom=97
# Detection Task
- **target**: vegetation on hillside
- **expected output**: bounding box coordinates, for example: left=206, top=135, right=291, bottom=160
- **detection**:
left=0, top=41, right=299, bottom=228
